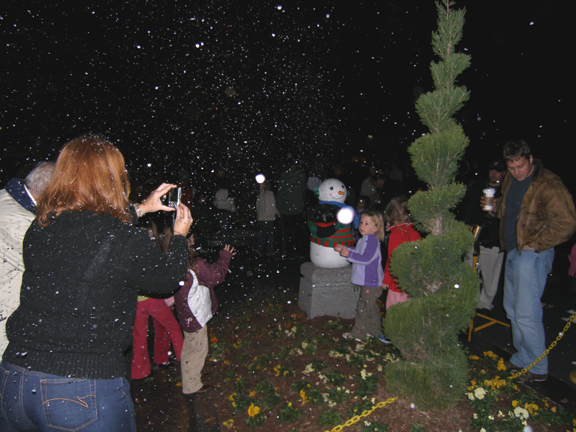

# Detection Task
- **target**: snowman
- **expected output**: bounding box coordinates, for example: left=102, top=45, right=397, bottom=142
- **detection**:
left=308, top=178, right=359, bottom=268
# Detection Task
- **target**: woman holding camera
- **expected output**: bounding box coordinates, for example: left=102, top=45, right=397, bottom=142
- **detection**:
left=0, top=136, right=192, bottom=432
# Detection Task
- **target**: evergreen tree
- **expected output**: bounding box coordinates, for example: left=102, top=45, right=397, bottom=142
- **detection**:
left=383, top=0, right=478, bottom=410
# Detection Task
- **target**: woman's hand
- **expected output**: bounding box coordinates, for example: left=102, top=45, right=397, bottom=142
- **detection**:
left=138, top=183, right=177, bottom=215
left=173, top=204, right=193, bottom=237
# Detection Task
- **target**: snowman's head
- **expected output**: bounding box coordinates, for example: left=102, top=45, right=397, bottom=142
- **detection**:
left=318, top=178, right=347, bottom=203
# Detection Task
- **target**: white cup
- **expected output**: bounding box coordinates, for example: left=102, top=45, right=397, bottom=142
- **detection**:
left=483, top=188, right=496, bottom=211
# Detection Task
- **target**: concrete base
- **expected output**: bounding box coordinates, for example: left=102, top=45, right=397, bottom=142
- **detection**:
left=298, top=261, right=358, bottom=319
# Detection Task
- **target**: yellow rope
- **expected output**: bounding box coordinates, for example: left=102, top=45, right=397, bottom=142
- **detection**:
left=508, top=309, right=576, bottom=380
left=325, top=397, right=398, bottom=432
left=322, top=309, right=576, bottom=431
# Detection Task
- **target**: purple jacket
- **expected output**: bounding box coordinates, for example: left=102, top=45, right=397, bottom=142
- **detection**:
left=345, top=234, right=383, bottom=287
left=174, top=250, right=232, bottom=333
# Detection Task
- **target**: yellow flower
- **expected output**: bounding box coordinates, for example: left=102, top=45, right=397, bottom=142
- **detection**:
left=512, top=400, right=518, bottom=408
left=469, top=355, right=479, bottom=360
left=470, top=380, right=476, bottom=386
left=228, top=393, right=237, bottom=402
left=525, top=403, right=539, bottom=415
left=248, top=403, right=260, bottom=417
left=300, top=389, right=308, bottom=405
left=483, top=351, right=494, bottom=358
left=274, top=365, right=282, bottom=376
left=249, top=391, right=256, bottom=398
left=497, top=358, right=506, bottom=371
left=551, top=406, right=556, bottom=413
left=223, top=419, right=234, bottom=429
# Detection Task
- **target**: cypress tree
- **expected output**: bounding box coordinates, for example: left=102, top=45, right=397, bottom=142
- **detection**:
left=383, top=0, right=478, bottom=410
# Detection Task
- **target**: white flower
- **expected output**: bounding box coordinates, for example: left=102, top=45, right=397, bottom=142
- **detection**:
left=302, top=364, right=315, bottom=375
left=467, top=392, right=475, bottom=401
left=474, top=387, right=486, bottom=400
left=514, top=407, right=529, bottom=420
left=361, top=369, right=370, bottom=380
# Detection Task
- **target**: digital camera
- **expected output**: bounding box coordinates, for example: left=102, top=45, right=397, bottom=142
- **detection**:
left=163, top=187, right=182, bottom=208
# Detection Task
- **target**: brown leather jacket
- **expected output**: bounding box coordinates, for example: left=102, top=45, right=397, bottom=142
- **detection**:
left=497, top=160, right=576, bottom=253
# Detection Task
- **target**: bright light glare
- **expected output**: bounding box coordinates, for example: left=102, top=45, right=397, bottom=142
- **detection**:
left=337, top=207, right=354, bottom=224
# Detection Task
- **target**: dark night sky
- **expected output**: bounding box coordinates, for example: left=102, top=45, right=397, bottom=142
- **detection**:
left=1, top=1, right=573, bottom=189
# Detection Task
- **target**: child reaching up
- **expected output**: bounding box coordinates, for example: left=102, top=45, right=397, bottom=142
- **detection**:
left=383, top=196, right=421, bottom=309
left=334, top=210, right=389, bottom=344
left=174, top=234, right=236, bottom=397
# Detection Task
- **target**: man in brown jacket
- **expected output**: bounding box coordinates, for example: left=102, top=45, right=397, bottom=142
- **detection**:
left=497, top=139, right=576, bottom=383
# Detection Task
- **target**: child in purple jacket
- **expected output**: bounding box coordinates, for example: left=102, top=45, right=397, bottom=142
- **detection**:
left=174, top=234, right=236, bottom=397
left=334, top=210, right=389, bottom=344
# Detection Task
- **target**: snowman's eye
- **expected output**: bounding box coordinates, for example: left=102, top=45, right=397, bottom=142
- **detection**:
left=330, top=186, right=334, bottom=190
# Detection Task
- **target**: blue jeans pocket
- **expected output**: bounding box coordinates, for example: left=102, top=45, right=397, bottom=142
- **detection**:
left=41, top=378, right=97, bottom=431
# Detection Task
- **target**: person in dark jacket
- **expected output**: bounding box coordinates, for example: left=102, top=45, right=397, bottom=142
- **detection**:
left=0, top=136, right=192, bottom=432
left=174, top=234, right=235, bottom=397
left=462, top=160, right=506, bottom=314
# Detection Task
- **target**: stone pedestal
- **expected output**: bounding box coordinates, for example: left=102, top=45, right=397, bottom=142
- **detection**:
left=298, top=262, right=359, bottom=319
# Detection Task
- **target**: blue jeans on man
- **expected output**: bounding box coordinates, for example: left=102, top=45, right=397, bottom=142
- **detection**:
left=503, top=248, right=554, bottom=375
left=0, top=361, right=136, bottom=432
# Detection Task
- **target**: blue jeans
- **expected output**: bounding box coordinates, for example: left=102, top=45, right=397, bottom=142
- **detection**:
left=0, top=361, right=136, bottom=432
left=503, top=248, right=554, bottom=375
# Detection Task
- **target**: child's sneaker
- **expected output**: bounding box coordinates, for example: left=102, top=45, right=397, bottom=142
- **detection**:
left=343, top=332, right=362, bottom=342
left=378, top=334, right=391, bottom=344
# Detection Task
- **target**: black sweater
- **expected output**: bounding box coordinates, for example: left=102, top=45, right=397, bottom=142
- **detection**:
left=3, top=211, right=189, bottom=379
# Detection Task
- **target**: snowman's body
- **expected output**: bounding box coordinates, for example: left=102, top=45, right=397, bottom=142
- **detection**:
left=307, top=179, right=357, bottom=268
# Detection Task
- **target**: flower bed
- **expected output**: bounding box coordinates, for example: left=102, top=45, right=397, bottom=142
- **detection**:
left=132, top=289, right=576, bottom=431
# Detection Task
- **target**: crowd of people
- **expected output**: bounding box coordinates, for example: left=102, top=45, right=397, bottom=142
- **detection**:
left=0, top=136, right=231, bottom=431
left=1, top=135, right=575, bottom=430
